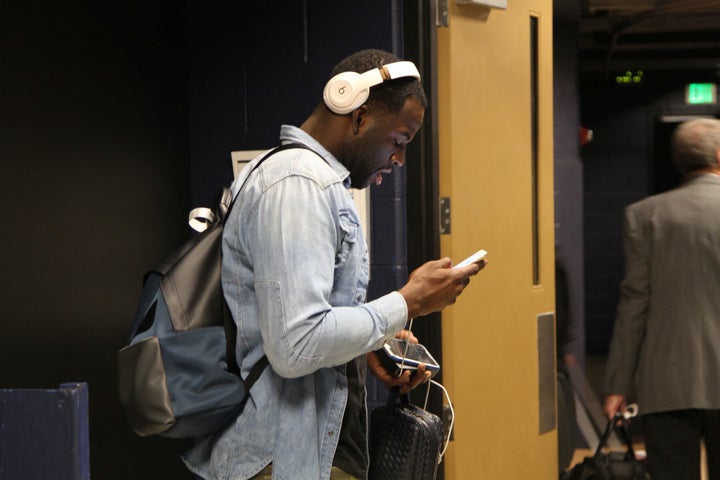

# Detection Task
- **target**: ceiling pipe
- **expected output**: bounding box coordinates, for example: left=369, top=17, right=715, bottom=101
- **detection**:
left=603, top=0, right=720, bottom=75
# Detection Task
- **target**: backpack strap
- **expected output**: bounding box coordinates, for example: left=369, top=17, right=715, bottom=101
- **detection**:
left=227, top=142, right=319, bottom=213
left=244, top=355, right=270, bottom=392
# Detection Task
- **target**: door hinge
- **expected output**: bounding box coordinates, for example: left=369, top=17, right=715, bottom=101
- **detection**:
left=440, top=197, right=451, bottom=234
left=436, top=0, right=449, bottom=27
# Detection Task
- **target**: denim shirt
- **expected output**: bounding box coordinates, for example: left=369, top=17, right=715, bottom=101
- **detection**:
left=182, top=126, right=408, bottom=480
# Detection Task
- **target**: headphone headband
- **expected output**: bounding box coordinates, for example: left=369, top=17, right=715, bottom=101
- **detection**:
left=323, top=61, right=421, bottom=115
left=380, top=61, right=421, bottom=82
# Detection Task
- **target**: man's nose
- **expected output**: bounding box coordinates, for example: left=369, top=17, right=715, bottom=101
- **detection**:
left=391, top=150, right=405, bottom=167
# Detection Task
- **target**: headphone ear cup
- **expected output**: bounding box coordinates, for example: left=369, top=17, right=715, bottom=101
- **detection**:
left=323, top=71, right=369, bottom=114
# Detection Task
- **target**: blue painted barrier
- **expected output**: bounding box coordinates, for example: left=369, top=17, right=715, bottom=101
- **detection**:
left=0, top=382, right=90, bottom=480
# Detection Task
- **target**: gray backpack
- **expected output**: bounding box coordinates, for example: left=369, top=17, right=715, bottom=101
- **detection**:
left=117, top=143, right=307, bottom=438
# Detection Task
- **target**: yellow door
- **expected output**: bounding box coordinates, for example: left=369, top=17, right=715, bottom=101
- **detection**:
left=437, top=1, right=557, bottom=478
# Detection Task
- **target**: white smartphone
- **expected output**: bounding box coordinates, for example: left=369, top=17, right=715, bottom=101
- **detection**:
left=453, top=249, right=487, bottom=269
left=378, top=338, right=441, bottom=377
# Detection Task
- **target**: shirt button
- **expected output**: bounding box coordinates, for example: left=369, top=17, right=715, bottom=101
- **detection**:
left=328, top=430, right=335, bottom=437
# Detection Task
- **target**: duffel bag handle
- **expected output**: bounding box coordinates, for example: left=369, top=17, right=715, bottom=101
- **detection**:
left=595, top=403, right=640, bottom=460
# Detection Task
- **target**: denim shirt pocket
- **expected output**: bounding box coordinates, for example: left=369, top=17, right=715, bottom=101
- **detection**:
left=336, top=210, right=359, bottom=257
left=336, top=209, right=368, bottom=305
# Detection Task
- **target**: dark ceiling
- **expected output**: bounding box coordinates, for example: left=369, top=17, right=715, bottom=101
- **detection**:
left=578, top=0, right=720, bottom=73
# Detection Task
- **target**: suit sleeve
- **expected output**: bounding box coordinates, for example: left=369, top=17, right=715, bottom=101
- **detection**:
left=604, top=206, right=650, bottom=396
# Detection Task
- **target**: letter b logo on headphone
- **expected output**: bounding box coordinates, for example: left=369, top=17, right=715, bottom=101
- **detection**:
left=323, top=61, right=421, bottom=115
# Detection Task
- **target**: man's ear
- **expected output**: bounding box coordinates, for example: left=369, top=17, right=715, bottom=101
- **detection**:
left=351, top=104, right=370, bottom=135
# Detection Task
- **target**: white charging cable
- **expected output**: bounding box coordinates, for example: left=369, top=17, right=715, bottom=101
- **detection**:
left=423, top=379, right=454, bottom=462
left=396, top=318, right=415, bottom=372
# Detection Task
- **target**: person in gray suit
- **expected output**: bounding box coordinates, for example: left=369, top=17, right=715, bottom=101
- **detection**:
left=603, top=118, right=720, bottom=480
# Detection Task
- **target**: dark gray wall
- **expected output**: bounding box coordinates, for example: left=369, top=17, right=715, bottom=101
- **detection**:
left=553, top=0, right=585, bottom=367
left=0, top=1, right=194, bottom=478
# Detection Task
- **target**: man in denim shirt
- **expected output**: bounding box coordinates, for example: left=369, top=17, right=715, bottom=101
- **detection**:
left=183, top=49, right=485, bottom=480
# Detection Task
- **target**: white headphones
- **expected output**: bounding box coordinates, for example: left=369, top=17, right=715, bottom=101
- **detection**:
left=323, top=61, right=421, bottom=115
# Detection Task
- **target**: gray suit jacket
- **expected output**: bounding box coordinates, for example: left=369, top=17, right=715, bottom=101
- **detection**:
left=605, top=173, right=720, bottom=415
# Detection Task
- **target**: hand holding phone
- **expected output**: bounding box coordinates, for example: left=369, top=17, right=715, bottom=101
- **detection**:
left=453, top=249, right=487, bottom=269
left=376, top=338, right=440, bottom=378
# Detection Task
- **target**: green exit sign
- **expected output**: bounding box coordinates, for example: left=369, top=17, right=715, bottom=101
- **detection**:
left=685, top=83, right=716, bottom=105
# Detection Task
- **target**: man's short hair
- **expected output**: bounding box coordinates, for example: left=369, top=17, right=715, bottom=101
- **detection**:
left=671, top=118, right=720, bottom=176
left=328, top=49, right=427, bottom=113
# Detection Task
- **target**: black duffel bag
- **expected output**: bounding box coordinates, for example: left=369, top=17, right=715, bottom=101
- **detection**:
left=561, top=404, right=650, bottom=480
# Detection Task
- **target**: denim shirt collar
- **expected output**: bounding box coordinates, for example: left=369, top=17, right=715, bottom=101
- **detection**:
left=279, top=125, right=352, bottom=188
